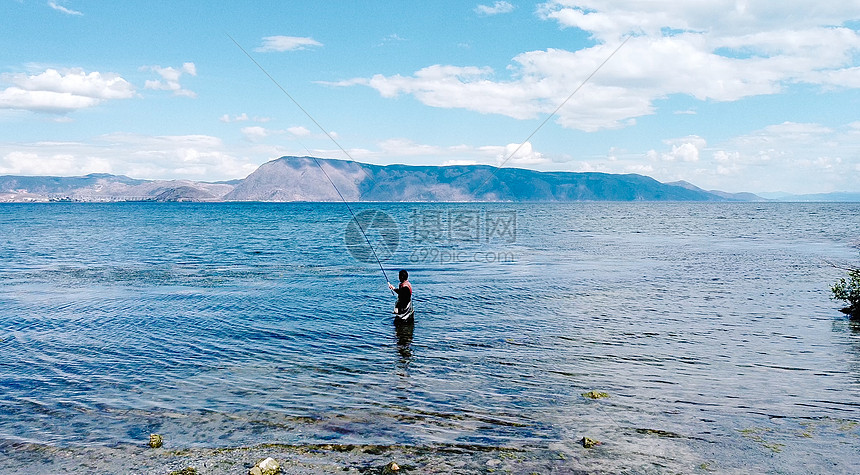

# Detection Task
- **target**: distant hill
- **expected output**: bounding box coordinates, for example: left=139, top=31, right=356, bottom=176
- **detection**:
left=0, top=173, right=233, bottom=202
left=225, top=156, right=735, bottom=202
left=757, top=191, right=860, bottom=202
left=0, top=173, right=145, bottom=195
left=1, top=156, right=774, bottom=203
left=666, top=180, right=768, bottom=202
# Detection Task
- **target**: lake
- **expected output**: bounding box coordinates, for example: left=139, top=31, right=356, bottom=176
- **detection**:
left=0, top=202, right=858, bottom=473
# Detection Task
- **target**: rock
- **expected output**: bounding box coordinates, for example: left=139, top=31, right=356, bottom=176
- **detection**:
left=168, top=468, right=197, bottom=475
left=148, top=434, right=163, bottom=448
left=382, top=461, right=400, bottom=473
left=486, top=458, right=501, bottom=467
left=582, top=390, right=610, bottom=399
left=579, top=437, right=600, bottom=448
left=250, top=457, right=280, bottom=475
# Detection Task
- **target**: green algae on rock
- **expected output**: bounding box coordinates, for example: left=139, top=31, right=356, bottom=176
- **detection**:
left=168, top=468, right=197, bottom=475
left=634, top=428, right=685, bottom=438
left=579, top=437, right=600, bottom=448
left=582, top=391, right=610, bottom=399
left=738, top=427, right=784, bottom=453
left=149, top=434, right=163, bottom=449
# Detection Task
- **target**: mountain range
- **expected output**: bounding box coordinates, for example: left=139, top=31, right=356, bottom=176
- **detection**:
left=0, top=155, right=843, bottom=203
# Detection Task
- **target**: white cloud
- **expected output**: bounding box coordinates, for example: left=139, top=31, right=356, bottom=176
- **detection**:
left=337, top=2, right=860, bottom=132
left=686, top=122, right=857, bottom=192
left=563, top=119, right=859, bottom=193
left=378, top=34, right=407, bottom=47
left=538, top=1, right=860, bottom=41
left=142, top=63, right=197, bottom=98
left=48, top=1, right=82, bottom=16
left=475, top=1, right=514, bottom=16
left=0, top=151, right=75, bottom=175
left=378, top=138, right=442, bottom=156
left=660, top=136, right=706, bottom=162
left=442, top=159, right=481, bottom=166
left=287, top=126, right=311, bottom=137
left=713, top=150, right=739, bottom=163
left=182, top=62, right=197, bottom=76
left=733, top=122, right=834, bottom=146
left=220, top=113, right=271, bottom=123
left=625, top=163, right=654, bottom=173
left=220, top=113, right=249, bottom=123
left=0, top=134, right=261, bottom=181
left=319, top=77, right=370, bottom=88
left=0, top=88, right=99, bottom=113
left=254, top=36, right=323, bottom=52
left=0, top=68, right=134, bottom=113
left=662, top=143, right=700, bottom=162
left=476, top=141, right=550, bottom=166
left=241, top=126, right=274, bottom=141
left=305, top=138, right=551, bottom=169
left=241, top=125, right=328, bottom=142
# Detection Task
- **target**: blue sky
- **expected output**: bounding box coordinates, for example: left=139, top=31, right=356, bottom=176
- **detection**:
left=1, top=0, right=859, bottom=193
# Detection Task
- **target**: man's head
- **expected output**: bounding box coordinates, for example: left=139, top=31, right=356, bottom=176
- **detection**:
left=399, top=269, right=408, bottom=282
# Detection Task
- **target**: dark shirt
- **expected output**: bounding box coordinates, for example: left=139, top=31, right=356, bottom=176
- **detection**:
left=394, top=280, right=412, bottom=311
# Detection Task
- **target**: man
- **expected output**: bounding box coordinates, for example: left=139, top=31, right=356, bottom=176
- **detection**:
left=388, top=269, right=412, bottom=318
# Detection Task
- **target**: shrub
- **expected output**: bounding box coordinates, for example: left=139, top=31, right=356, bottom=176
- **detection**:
left=831, top=265, right=860, bottom=315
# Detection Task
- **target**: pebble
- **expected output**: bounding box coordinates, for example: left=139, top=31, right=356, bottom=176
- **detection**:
left=249, top=457, right=280, bottom=475
left=148, top=434, right=163, bottom=449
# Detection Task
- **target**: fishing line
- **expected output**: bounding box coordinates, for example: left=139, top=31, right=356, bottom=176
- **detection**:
left=472, top=35, right=631, bottom=198
left=227, top=33, right=393, bottom=289
left=299, top=144, right=395, bottom=290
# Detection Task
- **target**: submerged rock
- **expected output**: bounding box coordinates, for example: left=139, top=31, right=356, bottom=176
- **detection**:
left=148, top=434, right=163, bottom=448
left=579, top=437, right=600, bottom=448
left=249, top=457, right=280, bottom=475
left=634, top=428, right=685, bottom=438
left=168, top=468, right=197, bottom=475
left=582, top=390, right=610, bottom=399
left=383, top=461, right=400, bottom=473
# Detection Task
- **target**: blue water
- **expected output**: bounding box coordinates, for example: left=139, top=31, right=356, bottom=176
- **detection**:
left=0, top=202, right=858, bottom=473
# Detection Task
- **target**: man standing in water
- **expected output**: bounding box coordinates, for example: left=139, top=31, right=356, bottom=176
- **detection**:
left=388, top=269, right=412, bottom=318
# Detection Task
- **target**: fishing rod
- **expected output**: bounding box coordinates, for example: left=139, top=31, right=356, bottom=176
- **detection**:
left=227, top=33, right=394, bottom=292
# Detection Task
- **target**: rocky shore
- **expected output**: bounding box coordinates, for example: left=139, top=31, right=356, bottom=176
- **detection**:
left=0, top=441, right=578, bottom=475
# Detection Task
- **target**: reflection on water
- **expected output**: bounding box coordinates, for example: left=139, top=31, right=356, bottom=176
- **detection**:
left=394, top=320, right=414, bottom=364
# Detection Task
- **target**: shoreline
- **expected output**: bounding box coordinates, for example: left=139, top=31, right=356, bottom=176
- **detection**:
left=0, top=441, right=584, bottom=475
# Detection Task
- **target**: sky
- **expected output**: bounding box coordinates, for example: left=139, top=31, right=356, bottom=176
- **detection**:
left=1, top=1, right=860, bottom=194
